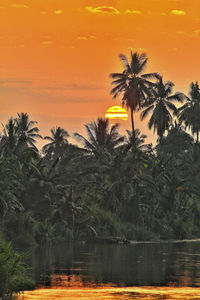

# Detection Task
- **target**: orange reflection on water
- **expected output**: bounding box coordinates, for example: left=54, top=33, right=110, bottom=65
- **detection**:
left=17, top=286, right=200, bottom=300
left=16, top=275, right=200, bottom=299
left=49, top=274, right=116, bottom=288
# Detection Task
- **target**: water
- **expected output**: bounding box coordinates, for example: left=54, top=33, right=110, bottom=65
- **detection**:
left=17, top=241, right=200, bottom=299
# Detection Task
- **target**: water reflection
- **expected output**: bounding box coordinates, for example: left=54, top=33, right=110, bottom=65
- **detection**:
left=17, top=284, right=200, bottom=300
left=17, top=242, right=200, bottom=299
left=30, top=241, right=200, bottom=287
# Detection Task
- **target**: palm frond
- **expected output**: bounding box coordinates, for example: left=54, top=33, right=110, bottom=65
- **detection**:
left=119, top=53, right=131, bottom=72
left=167, top=92, right=186, bottom=103
left=140, top=104, right=154, bottom=120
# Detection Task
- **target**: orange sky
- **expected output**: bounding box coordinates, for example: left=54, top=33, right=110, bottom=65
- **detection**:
left=1, top=0, right=200, bottom=144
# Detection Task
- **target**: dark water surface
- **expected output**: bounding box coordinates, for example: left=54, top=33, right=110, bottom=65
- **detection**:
left=31, top=241, right=200, bottom=287
left=17, top=241, right=200, bottom=299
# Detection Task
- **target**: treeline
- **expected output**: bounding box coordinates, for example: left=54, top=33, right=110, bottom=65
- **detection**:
left=1, top=51, right=200, bottom=296
left=0, top=111, right=200, bottom=246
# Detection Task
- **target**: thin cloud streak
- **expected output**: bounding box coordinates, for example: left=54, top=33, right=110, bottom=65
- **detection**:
left=11, top=3, right=29, bottom=8
left=85, top=6, right=120, bottom=15
left=54, top=10, right=63, bottom=15
left=171, top=9, right=186, bottom=16
left=125, top=10, right=141, bottom=14
left=38, top=83, right=106, bottom=91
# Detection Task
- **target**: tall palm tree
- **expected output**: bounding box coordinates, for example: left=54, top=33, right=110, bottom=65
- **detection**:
left=15, top=112, right=41, bottom=151
left=74, top=118, right=125, bottom=157
left=43, top=126, right=70, bottom=159
left=178, top=82, right=200, bottom=143
left=110, top=51, right=158, bottom=143
left=140, top=76, right=185, bottom=139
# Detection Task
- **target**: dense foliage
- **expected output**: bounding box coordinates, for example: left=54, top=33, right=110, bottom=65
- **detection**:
left=1, top=51, right=200, bottom=295
left=0, top=235, right=35, bottom=298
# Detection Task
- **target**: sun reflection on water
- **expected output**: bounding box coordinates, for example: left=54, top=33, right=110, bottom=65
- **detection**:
left=16, top=274, right=200, bottom=299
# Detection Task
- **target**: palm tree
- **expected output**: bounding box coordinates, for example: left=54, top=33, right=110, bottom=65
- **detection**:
left=74, top=118, right=125, bottom=157
left=110, top=51, right=158, bottom=143
left=1, top=118, right=17, bottom=154
left=15, top=113, right=41, bottom=151
left=43, top=126, right=70, bottom=159
left=178, top=82, right=200, bottom=143
left=140, top=76, right=185, bottom=139
left=159, top=121, right=193, bottom=155
left=125, top=129, right=148, bottom=151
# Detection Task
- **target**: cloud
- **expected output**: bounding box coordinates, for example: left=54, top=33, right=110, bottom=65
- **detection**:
left=85, top=6, right=120, bottom=15
left=77, top=35, right=96, bottom=41
left=192, top=29, right=200, bottom=38
left=41, top=41, right=53, bottom=45
left=125, top=10, right=141, bottom=15
left=0, top=79, right=32, bottom=85
left=0, top=79, right=32, bottom=93
left=38, top=82, right=105, bottom=91
left=54, top=9, right=62, bottom=15
left=42, top=35, right=52, bottom=40
left=77, top=36, right=88, bottom=41
left=176, top=31, right=186, bottom=35
left=11, top=3, right=29, bottom=8
left=171, top=9, right=186, bottom=16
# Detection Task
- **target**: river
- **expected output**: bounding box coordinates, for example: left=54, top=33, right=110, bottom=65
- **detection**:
left=17, top=240, right=200, bottom=299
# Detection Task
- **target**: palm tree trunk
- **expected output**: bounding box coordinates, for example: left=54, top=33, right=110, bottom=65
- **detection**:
left=159, top=134, right=163, bottom=152
left=130, top=108, right=136, bottom=144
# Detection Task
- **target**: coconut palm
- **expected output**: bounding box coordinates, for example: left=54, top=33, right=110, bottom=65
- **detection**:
left=74, top=118, right=125, bottom=157
left=110, top=51, right=159, bottom=143
left=140, top=76, right=185, bottom=139
left=125, top=129, right=149, bottom=151
left=178, top=82, right=200, bottom=143
left=159, top=121, right=193, bottom=155
left=15, top=113, right=41, bottom=151
left=43, top=126, right=70, bottom=159
left=1, top=118, right=17, bottom=154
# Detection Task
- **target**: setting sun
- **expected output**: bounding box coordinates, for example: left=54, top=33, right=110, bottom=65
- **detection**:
left=105, top=106, right=128, bottom=121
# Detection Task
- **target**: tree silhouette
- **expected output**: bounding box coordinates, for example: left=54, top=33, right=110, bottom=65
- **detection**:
left=74, top=118, right=124, bottom=157
left=141, top=76, right=185, bottom=139
left=178, top=82, right=200, bottom=143
left=110, top=51, right=158, bottom=143
left=43, top=126, right=70, bottom=159
left=15, top=112, right=41, bottom=152
left=1, top=118, right=17, bottom=154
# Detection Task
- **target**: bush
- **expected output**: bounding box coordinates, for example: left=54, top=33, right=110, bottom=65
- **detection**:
left=0, top=235, right=35, bottom=298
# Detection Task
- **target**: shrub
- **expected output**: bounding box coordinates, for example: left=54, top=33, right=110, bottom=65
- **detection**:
left=0, top=235, right=35, bottom=298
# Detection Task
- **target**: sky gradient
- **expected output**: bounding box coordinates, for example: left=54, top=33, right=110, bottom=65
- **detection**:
left=1, top=0, right=200, bottom=144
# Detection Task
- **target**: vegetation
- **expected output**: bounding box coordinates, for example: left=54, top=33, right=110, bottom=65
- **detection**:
left=0, top=235, right=35, bottom=298
left=1, top=50, right=200, bottom=294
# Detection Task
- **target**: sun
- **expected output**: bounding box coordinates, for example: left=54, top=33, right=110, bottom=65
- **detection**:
left=105, top=106, right=128, bottom=121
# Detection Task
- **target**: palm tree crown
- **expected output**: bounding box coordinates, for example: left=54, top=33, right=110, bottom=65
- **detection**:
left=140, top=76, right=185, bottom=139
left=74, top=118, right=125, bottom=157
left=178, top=82, right=200, bottom=143
left=15, top=112, right=41, bottom=149
left=1, top=118, right=17, bottom=154
left=43, top=127, right=70, bottom=159
left=125, top=129, right=148, bottom=151
left=110, top=51, right=158, bottom=142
